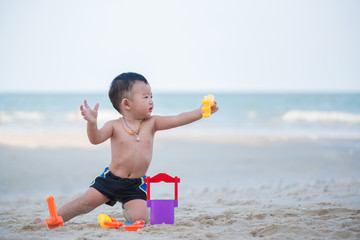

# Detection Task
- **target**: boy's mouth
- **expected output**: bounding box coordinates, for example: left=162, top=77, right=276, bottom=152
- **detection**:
left=149, top=107, right=153, bottom=113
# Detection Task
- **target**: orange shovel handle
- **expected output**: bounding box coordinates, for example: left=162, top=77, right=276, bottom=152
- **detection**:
left=45, top=195, right=64, bottom=229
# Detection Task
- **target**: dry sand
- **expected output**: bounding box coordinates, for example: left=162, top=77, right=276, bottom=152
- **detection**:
left=0, top=132, right=359, bottom=239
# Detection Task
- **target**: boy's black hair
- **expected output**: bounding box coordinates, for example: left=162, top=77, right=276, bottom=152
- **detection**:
left=108, top=72, right=149, bottom=114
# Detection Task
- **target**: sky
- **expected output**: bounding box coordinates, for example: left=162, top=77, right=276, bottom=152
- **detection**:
left=0, top=0, right=359, bottom=93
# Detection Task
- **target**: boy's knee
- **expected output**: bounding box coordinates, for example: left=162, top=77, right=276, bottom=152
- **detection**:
left=123, top=208, right=149, bottom=223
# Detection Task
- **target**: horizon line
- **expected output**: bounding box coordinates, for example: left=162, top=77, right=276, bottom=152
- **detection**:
left=1, top=89, right=360, bottom=94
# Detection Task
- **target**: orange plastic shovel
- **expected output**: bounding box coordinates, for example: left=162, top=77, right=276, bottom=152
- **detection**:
left=45, top=195, right=64, bottom=229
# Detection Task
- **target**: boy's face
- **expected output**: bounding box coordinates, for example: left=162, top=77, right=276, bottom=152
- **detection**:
left=128, top=81, right=153, bottom=118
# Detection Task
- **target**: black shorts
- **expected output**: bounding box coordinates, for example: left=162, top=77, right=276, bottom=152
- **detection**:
left=90, top=167, right=147, bottom=206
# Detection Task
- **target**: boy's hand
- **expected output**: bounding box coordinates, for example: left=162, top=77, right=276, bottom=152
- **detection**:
left=80, top=100, right=99, bottom=124
left=211, top=101, right=219, bottom=115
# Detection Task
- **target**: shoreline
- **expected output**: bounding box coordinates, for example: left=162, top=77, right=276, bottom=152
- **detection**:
left=0, top=131, right=359, bottom=149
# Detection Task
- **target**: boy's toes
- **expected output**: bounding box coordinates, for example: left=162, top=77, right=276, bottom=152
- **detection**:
left=33, top=218, right=44, bottom=224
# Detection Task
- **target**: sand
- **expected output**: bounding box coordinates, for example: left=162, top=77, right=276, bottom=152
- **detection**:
left=0, top=132, right=359, bottom=240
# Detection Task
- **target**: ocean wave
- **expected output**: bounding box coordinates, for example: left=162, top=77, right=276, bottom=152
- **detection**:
left=0, top=111, right=45, bottom=124
left=64, top=110, right=120, bottom=123
left=97, top=110, right=120, bottom=123
left=282, top=110, right=360, bottom=124
left=0, top=110, right=120, bottom=126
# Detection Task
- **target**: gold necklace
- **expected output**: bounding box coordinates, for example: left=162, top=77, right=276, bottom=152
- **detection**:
left=120, top=118, right=146, bottom=141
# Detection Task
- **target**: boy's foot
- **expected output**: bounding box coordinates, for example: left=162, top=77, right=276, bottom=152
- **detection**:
left=33, top=218, right=45, bottom=226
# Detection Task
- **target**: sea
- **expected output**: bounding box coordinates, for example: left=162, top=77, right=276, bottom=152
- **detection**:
left=0, top=92, right=360, bottom=138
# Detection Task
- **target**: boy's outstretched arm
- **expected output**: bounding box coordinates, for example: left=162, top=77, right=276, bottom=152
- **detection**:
left=154, top=101, right=218, bottom=131
left=80, top=100, right=113, bottom=144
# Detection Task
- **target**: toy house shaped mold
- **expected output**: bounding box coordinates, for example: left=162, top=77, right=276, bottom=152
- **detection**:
left=145, top=173, right=180, bottom=225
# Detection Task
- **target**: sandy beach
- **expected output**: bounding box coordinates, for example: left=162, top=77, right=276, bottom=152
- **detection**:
left=0, top=132, right=359, bottom=240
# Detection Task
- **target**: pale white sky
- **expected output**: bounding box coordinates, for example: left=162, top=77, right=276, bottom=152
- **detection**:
left=0, top=0, right=359, bottom=92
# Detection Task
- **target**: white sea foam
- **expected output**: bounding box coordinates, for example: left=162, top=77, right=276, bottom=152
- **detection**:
left=0, top=111, right=45, bottom=124
left=282, top=110, right=360, bottom=124
left=0, top=110, right=122, bottom=134
left=97, top=110, right=121, bottom=123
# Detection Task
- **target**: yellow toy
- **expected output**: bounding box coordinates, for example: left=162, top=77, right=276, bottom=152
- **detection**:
left=98, top=213, right=114, bottom=228
left=202, top=94, right=215, bottom=118
left=98, top=213, right=145, bottom=231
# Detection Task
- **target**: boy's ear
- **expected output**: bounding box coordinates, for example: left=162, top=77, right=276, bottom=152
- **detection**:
left=121, top=98, right=131, bottom=111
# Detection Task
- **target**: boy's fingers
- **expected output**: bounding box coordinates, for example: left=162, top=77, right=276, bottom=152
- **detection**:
left=211, top=101, right=217, bottom=109
left=84, top=100, right=89, bottom=109
left=94, top=103, right=99, bottom=112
